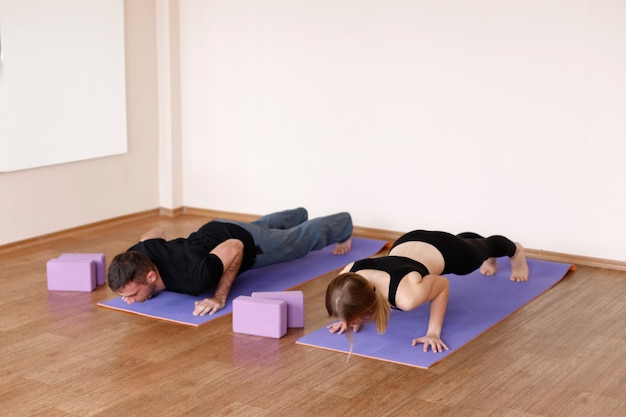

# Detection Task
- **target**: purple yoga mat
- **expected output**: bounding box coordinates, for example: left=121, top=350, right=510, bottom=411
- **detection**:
left=98, top=237, right=387, bottom=325
left=296, top=258, right=572, bottom=369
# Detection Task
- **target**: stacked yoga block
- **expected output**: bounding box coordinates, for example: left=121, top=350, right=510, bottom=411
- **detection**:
left=232, top=291, right=304, bottom=338
left=46, top=253, right=106, bottom=292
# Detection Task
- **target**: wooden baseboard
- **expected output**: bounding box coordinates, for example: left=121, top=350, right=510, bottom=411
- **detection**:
left=523, top=248, right=626, bottom=271
left=3, top=206, right=626, bottom=272
left=0, top=209, right=160, bottom=255
left=181, top=206, right=260, bottom=222
left=179, top=207, right=626, bottom=271
left=159, top=207, right=185, bottom=217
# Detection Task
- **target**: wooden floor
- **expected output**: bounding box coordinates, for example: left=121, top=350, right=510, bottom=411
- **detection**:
left=1, top=213, right=624, bottom=417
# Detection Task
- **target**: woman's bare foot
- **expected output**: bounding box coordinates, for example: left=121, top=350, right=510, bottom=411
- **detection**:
left=479, top=257, right=498, bottom=276
left=332, top=237, right=352, bottom=255
left=509, top=242, right=530, bottom=282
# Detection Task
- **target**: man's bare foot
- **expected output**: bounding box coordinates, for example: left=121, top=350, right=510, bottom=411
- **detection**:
left=479, top=257, right=498, bottom=276
left=332, top=237, right=352, bottom=255
left=509, top=242, right=530, bottom=282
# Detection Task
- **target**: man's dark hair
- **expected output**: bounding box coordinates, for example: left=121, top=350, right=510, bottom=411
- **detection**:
left=107, top=251, right=155, bottom=292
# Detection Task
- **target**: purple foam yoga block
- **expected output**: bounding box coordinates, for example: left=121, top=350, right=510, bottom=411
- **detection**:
left=46, top=258, right=96, bottom=292
left=59, top=253, right=106, bottom=285
left=232, top=296, right=287, bottom=338
left=251, top=290, right=304, bottom=328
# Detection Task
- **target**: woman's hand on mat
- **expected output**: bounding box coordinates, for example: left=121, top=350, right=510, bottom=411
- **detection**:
left=327, top=320, right=361, bottom=334
left=412, top=334, right=449, bottom=353
left=193, top=297, right=225, bottom=316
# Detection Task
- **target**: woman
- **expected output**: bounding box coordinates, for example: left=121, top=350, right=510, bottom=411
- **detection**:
left=325, top=230, right=529, bottom=353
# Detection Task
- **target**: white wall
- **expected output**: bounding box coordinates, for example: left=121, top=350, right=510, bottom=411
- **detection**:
left=1, top=0, right=624, bottom=265
left=0, top=0, right=160, bottom=245
left=178, top=0, right=626, bottom=262
left=156, top=0, right=184, bottom=209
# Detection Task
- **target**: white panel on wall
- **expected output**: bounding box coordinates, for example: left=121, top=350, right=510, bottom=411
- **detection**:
left=0, top=0, right=127, bottom=172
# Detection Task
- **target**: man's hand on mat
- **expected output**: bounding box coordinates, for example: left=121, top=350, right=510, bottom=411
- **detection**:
left=193, top=297, right=225, bottom=316
left=327, top=320, right=361, bottom=334
left=412, top=334, right=449, bottom=353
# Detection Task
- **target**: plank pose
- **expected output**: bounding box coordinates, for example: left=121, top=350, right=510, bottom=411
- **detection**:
left=325, top=230, right=529, bottom=353
left=108, top=208, right=353, bottom=316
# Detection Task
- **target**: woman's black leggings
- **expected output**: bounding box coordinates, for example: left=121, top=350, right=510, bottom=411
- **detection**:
left=390, top=230, right=517, bottom=275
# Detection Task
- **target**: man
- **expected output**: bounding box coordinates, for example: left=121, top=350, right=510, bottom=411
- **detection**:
left=107, top=207, right=353, bottom=316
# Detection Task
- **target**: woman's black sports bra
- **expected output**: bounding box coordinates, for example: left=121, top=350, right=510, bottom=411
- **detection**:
left=349, top=256, right=430, bottom=309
